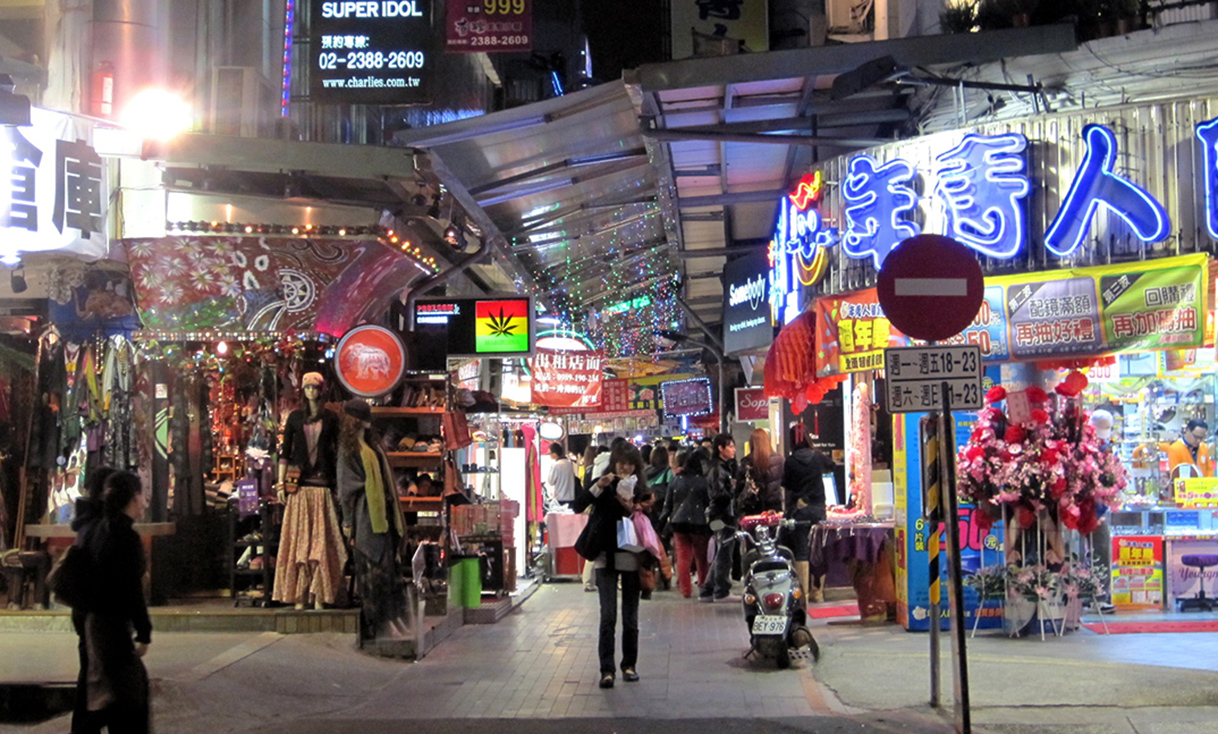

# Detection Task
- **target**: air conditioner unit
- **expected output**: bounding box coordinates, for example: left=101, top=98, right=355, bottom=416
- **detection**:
left=210, top=66, right=273, bottom=137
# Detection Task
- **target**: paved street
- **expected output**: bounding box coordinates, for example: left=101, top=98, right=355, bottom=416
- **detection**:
left=5, top=583, right=1218, bottom=733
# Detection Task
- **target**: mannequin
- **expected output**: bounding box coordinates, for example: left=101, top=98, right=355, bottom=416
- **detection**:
left=272, top=373, right=348, bottom=610
left=337, top=399, right=410, bottom=640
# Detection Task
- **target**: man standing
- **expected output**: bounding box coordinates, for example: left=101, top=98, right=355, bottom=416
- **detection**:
left=1168, top=419, right=1213, bottom=479
left=700, top=434, right=740, bottom=602
left=547, top=443, right=578, bottom=508
left=783, top=423, right=834, bottom=602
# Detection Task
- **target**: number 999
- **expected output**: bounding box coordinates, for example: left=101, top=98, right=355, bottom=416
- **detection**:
left=484, top=0, right=524, bottom=14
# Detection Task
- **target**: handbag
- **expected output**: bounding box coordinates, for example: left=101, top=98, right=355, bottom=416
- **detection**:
left=283, top=466, right=301, bottom=495
left=442, top=410, right=473, bottom=451
left=638, top=563, right=657, bottom=592
left=631, top=510, right=664, bottom=560
left=616, top=517, right=644, bottom=553
left=48, top=544, right=93, bottom=609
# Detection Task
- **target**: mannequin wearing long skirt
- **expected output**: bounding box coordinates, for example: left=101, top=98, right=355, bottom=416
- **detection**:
left=273, top=373, right=348, bottom=610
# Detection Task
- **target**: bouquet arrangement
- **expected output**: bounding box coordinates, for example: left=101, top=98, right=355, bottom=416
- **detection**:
left=957, top=371, right=1128, bottom=534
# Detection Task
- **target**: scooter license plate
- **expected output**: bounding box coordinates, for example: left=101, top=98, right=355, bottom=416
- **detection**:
left=751, top=615, right=787, bottom=635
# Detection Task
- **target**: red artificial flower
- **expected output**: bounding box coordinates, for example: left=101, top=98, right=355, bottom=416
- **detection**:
left=1017, top=505, right=1037, bottom=530
left=1040, top=448, right=1059, bottom=466
left=1031, top=408, right=1050, bottom=425
left=985, top=386, right=1007, bottom=404
left=975, top=508, right=994, bottom=531
left=965, top=445, right=985, bottom=462
left=1050, top=476, right=1068, bottom=498
left=1004, top=425, right=1027, bottom=443
left=985, top=407, right=1004, bottom=422
left=1025, top=386, right=1049, bottom=404
left=1055, top=370, right=1089, bottom=397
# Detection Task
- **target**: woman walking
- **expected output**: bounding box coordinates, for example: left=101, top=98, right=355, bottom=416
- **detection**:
left=574, top=442, right=652, bottom=688
left=337, top=399, right=410, bottom=641
left=660, top=450, right=712, bottom=598
left=81, top=471, right=152, bottom=733
left=738, top=428, right=784, bottom=518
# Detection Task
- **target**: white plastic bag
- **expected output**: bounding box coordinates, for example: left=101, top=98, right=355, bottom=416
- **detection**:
left=616, top=517, right=644, bottom=552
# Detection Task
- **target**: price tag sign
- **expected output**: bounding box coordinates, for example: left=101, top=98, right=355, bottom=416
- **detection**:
left=884, top=345, right=983, bottom=414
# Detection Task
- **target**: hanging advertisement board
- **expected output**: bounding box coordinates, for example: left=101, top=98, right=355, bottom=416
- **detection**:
left=528, top=347, right=603, bottom=409
left=722, top=249, right=773, bottom=354
left=1110, top=535, right=1164, bottom=609
left=414, top=296, right=534, bottom=357
left=309, top=0, right=433, bottom=104
left=445, top=0, right=532, bottom=53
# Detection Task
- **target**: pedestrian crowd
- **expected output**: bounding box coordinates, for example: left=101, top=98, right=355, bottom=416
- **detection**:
left=554, top=425, right=835, bottom=689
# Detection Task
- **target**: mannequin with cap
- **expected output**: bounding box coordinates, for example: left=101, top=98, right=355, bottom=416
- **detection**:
left=337, top=398, right=410, bottom=640
left=272, top=372, right=347, bottom=610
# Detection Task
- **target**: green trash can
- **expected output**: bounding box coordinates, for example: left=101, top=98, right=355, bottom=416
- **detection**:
left=461, top=557, right=482, bottom=608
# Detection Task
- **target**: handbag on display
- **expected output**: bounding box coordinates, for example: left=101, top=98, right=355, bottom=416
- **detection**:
left=283, top=466, right=301, bottom=495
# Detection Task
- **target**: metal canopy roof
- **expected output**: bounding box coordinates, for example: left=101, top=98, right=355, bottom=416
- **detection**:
left=626, top=24, right=1078, bottom=332
left=394, top=82, right=678, bottom=332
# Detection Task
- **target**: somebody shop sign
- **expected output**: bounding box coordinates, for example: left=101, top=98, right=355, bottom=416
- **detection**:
left=770, top=114, right=1218, bottom=322
left=2, top=108, right=109, bottom=264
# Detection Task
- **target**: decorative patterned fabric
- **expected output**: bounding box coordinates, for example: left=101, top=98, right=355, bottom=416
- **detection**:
left=809, top=523, right=891, bottom=576
left=273, top=485, right=349, bottom=605
left=125, top=236, right=428, bottom=335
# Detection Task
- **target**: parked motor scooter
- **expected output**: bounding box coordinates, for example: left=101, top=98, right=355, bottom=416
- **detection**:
left=736, top=513, right=818, bottom=668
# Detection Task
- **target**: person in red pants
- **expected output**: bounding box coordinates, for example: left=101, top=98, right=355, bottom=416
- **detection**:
left=659, top=450, right=712, bottom=598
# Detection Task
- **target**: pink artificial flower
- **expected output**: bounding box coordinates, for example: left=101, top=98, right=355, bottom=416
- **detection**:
left=1036, top=586, right=1051, bottom=599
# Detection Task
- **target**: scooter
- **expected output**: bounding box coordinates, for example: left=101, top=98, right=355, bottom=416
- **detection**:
left=736, top=513, right=818, bottom=669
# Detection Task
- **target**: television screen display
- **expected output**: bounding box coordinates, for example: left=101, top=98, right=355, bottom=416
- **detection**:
left=661, top=377, right=713, bottom=417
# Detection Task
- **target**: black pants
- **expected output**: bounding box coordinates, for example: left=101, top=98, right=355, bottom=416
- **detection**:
left=700, top=532, right=736, bottom=599
left=595, top=566, right=640, bottom=675
left=72, top=609, right=100, bottom=734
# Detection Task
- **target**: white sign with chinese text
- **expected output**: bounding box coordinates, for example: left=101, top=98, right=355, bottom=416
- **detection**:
left=884, top=345, right=982, bottom=414
left=2, top=108, right=109, bottom=264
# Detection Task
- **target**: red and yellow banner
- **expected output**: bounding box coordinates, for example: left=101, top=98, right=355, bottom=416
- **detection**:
left=475, top=299, right=530, bottom=354
left=815, top=289, right=905, bottom=374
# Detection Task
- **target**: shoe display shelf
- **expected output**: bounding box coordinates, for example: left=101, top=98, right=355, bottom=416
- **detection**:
left=228, top=497, right=278, bottom=607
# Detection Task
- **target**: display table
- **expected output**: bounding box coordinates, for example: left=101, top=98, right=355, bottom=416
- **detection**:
left=810, top=521, right=896, bottom=623
left=544, top=512, right=587, bottom=579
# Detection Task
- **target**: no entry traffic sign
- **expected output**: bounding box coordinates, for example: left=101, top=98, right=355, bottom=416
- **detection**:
left=876, top=234, right=984, bottom=342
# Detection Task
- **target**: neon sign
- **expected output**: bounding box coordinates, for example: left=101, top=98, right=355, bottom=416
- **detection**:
left=769, top=174, right=836, bottom=325
left=1198, top=117, right=1218, bottom=241
left=1044, top=124, right=1170, bottom=257
left=934, top=133, right=1030, bottom=259
left=841, top=154, right=921, bottom=268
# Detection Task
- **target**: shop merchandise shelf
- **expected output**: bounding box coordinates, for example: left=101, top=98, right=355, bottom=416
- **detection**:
left=386, top=451, right=444, bottom=467
left=228, top=500, right=278, bottom=607
left=370, top=407, right=445, bottom=416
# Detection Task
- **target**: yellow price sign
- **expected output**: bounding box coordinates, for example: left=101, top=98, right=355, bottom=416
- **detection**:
left=1174, top=477, right=1218, bottom=508
left=485, top=0, right=524, bottom=14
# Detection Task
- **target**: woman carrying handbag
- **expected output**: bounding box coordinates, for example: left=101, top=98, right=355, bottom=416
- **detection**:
left=573, top=442, right=652, bottom=689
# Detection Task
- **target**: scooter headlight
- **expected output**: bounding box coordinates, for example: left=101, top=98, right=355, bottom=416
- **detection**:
left=743, top=593, right=757, bottom=605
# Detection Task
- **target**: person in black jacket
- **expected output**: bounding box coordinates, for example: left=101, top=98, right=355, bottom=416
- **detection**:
left=82, top=470, right=152, bottom=734
left=783, top=423, right=834, bottom=602
left=273, top=372, right=347, bottom=610
left=699, top=435, right=740, bottom=602
left=70, top=466, right=116, bottom=734
left=573, top=442, right=652, bottom=689
left=737, top=428, right=784, bottom=519
left=659, top=450, right=712, bottom=598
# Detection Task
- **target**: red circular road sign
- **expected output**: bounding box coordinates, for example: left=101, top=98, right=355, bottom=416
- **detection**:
left=334, top=325, right=407, bottom=398
left=876, top=234, right=984, bottom=342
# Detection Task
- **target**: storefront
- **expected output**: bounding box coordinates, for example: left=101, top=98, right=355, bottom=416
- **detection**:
left=762, top=95, right=1218, bottom=631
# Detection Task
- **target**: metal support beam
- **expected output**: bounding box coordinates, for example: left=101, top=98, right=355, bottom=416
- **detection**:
left=143, top=133, right=417, bottom=181
left=646, top=129, right=884, bottom=148
left=678, top=189, right=787, bottom=208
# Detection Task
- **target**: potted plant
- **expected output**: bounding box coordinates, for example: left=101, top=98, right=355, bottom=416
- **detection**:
left=940, top=0, right=977, bottom=33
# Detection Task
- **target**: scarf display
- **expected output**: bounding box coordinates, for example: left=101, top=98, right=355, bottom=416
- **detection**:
left=359, top=440, right=402, bottom=535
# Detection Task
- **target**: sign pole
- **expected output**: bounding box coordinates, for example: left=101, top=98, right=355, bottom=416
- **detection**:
left=921, top=414, right=942, bottom=709
left=938, top=380, right=971, bottom=734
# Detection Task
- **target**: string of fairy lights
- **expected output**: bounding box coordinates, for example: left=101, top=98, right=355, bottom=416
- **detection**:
left=497, top=204, right=681, bottom=358
left=164, top=220, right=441, bottom=273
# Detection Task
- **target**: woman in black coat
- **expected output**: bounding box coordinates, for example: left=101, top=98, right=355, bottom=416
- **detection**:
left=82, top=470, right=153, bottom=734
left=70, top=466, right=116, bottom=734
left=659, top=450, right=713, bottom=598
left=574, top=442, right=652, bottom=689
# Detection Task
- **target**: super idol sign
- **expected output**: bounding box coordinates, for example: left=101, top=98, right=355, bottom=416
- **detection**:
left=770, top=115, right=1218, bottom=298
left=769, top=171, right=835, bottom=325
left=2, top=108, right=109, bottom=265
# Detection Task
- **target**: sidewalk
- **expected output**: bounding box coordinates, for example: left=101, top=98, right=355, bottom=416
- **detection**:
left=3, top=583, right=1218, bottom=733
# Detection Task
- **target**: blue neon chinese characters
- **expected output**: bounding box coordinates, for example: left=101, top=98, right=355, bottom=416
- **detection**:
left=841, top=154, right=921, bottom=267
left=1044, top=124, right=1170, bottom=257
left=934, top=133, right=1030, bottom=259
left=1198, top=117, right=1218, bottom=241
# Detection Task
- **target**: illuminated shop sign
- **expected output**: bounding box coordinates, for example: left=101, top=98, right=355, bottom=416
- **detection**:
left=309, top=0, right=433, bottom=105
left=723, top=249, right=773, bottom=354
left=1044, top=124, right=1169, bottom=257
left=769, top=172, right=835, bottom=326
left=841, top=154, right=921, bottom=268
left=1, top=108, right=109, bottom=264
left=414, top=296, right=534, bottom=357
left=935, top=132, right=1030, bottom=260
left=1196, top=118, right=1218, bottom=241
